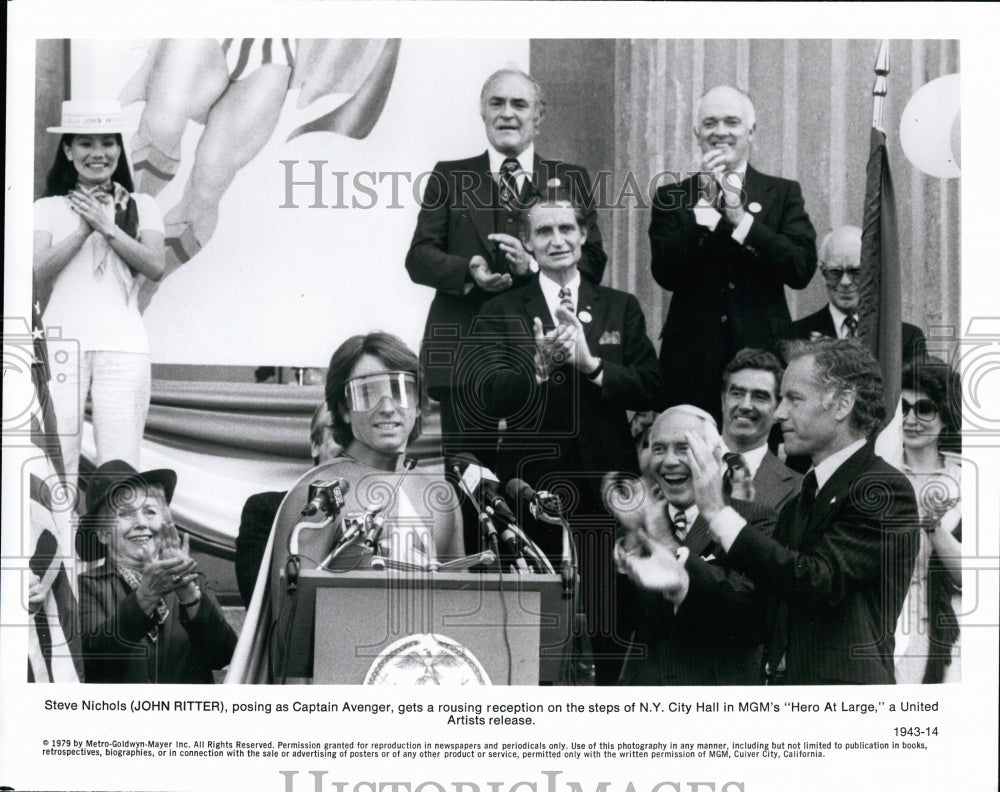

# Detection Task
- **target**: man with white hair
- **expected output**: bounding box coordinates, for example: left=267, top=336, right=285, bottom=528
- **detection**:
left=614, top=405, right=774, bottom=685
left=789, top=225, right=926, bottom=361
left=649, top=85, right=817, bottom=424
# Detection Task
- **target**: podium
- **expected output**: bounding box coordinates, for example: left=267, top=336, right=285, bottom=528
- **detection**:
left=276, top=569, right=573, bottom=684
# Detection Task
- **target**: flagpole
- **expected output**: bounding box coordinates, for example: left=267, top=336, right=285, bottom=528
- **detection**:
left=872, top=39, right=889, bottom=133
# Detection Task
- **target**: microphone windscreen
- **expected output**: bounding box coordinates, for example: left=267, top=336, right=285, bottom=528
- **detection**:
left=505, top=477, right=536, bottom=503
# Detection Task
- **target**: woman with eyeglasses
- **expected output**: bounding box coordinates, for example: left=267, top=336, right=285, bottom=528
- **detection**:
left=895, top=357, right=962, bottom=683
left=270, top=332, right=464, bottom=581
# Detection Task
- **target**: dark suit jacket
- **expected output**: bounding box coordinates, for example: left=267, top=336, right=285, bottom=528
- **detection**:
left=726, top=442, right=919, bottom=685
left=753, top=449, right=802, bottom=514
left=474, top=278, right=663, bottom=654
left=788, top=305, right=927, bottom=362
left=407, top=151, right=607, bottom=394
left=621, top=498, right=776, bottom=686
left=649, top=166, right=817, bottom=419
left=474, top=277, right=664, bottom=490
left=235, top=490, right=287, bottom=607
left=79, top=567, right=237, bottom=684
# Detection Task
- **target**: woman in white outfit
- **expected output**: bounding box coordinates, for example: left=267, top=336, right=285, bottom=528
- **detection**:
left=33, top=101, right=165, bottom=489
left=895, top=357, right=962, bottom=684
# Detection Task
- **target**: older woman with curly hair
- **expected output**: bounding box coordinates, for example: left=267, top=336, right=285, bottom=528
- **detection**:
left=895, top=357, right=962, bottom=684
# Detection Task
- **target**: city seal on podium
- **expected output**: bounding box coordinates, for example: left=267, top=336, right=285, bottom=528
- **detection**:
left=364, top=634, right=492, bottom=685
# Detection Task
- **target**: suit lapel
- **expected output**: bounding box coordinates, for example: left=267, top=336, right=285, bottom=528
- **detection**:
left=684, top=514, right=715, bottom=559
left=744, top=165, right=776, bottom=221
left=520, top=277, right=552, bottom=332
left=818, top=306, right=837, bottom=337
left=755, top=452, right=793, bottom=503
left=577, top=279, right=605, bottom=351
left=531, top=154, right=547, bottom=200
left=800, top=443, right=875, bottom=545
left=468, top=151, right=497, bottom=256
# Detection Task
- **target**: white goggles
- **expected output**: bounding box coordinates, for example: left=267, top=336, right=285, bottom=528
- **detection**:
left=344, top=372, right=418, bottom=412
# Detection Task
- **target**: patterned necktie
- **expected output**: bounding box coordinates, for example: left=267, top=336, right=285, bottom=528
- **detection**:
left=843, top=315, right=858, bottom=338
left=671, top=509, right=688, bottom=541
left=723, top=452, right=755, bottom=501
left=499, top=157, right=521, bottom=211
left=558, top=286, right=573, bottom=312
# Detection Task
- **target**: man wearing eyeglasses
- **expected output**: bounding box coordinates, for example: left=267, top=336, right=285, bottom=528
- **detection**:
left=789, top=225, right=925, bottom=361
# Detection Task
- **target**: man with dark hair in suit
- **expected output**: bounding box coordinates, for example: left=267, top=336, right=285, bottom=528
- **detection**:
left=788, top=225, right=926, bottom=361
left=615, top=405, right=775, bottom=686
left=474, top=189, right=661, bottom=684
left=720, top=348, right=802, bottom=513
left=406, top=68, right=606, bottom=554
left=649, top=85, right=817, bottom=424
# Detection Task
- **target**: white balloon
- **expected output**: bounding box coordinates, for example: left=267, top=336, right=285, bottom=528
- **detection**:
left=899, top=73, right=960, bottom=179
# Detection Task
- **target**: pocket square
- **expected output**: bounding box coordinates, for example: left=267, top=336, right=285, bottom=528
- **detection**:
left=598, top=330, right=621, bottom=346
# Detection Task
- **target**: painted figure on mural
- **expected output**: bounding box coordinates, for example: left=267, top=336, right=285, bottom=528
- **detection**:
left=118, top=38, right=401, bottom=310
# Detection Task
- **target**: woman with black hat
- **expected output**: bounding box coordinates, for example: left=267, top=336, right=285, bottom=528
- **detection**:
left=34, top=100, right=165, bottom=489
left=76, top=460, right=236, bottom=684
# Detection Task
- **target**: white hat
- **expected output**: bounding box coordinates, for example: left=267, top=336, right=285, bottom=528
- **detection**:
left=46, top=100, right=134, bottom=134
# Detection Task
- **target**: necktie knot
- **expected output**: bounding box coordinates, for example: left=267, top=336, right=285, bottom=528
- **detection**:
left=558, top=286, right=571, bottom=300
left=499, top=158, right=523, bottom=210
left=843, top=315, right=858, bottom=338
left=722, top=452, right=755, bottom=500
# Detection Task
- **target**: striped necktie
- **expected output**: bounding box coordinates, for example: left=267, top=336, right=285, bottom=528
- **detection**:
left=671, top=509, right=688, bottom=541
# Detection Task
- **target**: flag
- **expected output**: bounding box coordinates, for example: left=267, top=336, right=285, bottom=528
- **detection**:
left=857, top=41, right=904, bottom=466
left=26, top=300, right=83, bottom=682
left=858, top=124, right=903, bottom=414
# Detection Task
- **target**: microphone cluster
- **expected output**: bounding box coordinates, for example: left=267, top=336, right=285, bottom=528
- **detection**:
left=450, top=453, right=559, bottom=575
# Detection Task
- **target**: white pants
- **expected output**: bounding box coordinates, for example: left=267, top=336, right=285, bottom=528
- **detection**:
left=47, top=350, right=151, bottom=495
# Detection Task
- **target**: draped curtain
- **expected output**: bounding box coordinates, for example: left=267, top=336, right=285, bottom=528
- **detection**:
left=608, top=39, right=960, bottom=359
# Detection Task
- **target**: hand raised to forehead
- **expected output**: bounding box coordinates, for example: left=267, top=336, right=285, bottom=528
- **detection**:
left=684, top=430, right=727, bottom=520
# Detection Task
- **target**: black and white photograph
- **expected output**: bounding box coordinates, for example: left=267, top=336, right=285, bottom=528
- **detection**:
left=2, top=2, right=997, bottom=791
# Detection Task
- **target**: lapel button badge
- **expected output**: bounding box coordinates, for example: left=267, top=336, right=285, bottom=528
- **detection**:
left=748, top=201, right=762, bottom=214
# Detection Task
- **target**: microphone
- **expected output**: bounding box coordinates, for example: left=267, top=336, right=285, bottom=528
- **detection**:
left=289, top=479, right=350, bottom=557
left=364, top=455, right=418, bottom=554
left=450, top=453, right=500, bottom=557
left=454, top=454, right=520, bottom=524
left=505, top=478, right=574, bottom=594
left=302, top=478, right=350, bottom=517
left=505, top=478, right=564, bottom=524
left=479, top=479, right=519, bottom=526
